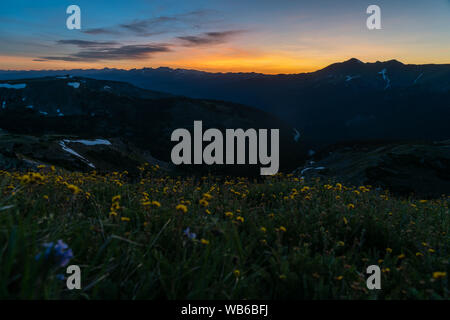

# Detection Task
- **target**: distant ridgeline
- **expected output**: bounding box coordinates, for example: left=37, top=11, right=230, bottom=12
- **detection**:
left=1, top=59, right=449, bottom=145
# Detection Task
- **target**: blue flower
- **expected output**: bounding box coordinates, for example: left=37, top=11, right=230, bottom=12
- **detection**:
left=35, top=240, right=73, bottom=267
left=183, top=227, right=196, bottom=240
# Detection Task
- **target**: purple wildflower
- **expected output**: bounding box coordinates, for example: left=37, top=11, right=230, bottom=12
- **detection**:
left=183, top=227, right=196, bottom=240
left=35, top=240, right=73, bottom=267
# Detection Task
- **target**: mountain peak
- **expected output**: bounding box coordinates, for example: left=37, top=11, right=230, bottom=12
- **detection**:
left=344, top=58, right=364, bottom=64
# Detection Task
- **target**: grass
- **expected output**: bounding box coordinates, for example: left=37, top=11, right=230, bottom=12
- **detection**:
left=0, top=164, right=448, bottom=300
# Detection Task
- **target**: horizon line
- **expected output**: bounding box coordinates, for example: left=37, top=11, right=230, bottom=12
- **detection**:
left=1, top=58, right=449, bottom=76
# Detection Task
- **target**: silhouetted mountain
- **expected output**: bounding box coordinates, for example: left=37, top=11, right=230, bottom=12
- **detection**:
left=2, top=59, right=449, bottom=145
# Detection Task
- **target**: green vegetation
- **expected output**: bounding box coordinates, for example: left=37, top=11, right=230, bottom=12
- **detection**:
left=0, top=165, right=448, bottom=299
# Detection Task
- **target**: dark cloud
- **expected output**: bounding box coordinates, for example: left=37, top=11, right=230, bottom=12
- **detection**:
left=57, top=40, right=120, bottom=48
left=83, top=10, right=217, bottom=37
left=39, top=56, right=85, bottom=62
left=177, top=30, right=243, bottom=46
left=40, top=43, right=171, bottom=62
left=32, top=59, right=48, bottom=62
left=82, top=28, right=121, bottom=35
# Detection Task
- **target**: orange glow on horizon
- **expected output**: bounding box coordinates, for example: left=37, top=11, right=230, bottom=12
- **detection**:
left=1, top=50, right=449, bottom=75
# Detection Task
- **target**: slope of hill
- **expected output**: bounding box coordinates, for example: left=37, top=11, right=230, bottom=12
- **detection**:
left=295, top=139, right=450, bottom=198
left=0, top=76, right=305, bottom=174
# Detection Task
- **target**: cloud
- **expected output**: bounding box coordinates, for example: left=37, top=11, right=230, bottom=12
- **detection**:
left=177, top=30, right=244, bottom=46
left=82, top=28, right=121, bottom=35
left=40, top=43, right=171, bottom=62
left=83, top=10, right=217, bottom=37
left=56, top=40, right=120, bottom=48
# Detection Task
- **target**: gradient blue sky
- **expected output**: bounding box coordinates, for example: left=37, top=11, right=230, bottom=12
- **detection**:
left=0, top=0, right=449, bottom=73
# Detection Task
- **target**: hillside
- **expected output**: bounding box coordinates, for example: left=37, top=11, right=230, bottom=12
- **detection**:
left=0, top=76, right=305, bottom=175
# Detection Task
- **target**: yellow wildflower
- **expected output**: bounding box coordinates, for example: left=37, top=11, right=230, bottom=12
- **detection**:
left=176, top=204, right=188, bottom=213
left=432, top=272, right=446, bottom=279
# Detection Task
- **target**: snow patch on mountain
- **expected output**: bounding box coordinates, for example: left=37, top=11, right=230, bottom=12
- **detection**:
left=414, top=72, right=423, bottom=84
left=345, top=75, right=360, bottom=82
left=0, top=83, right=26, bottom=89
left=293, top=128, right=301, bottom=142
left=59, top=140, right=95, bottom=168
left=378, top=69, right=391, bottom=89
left=300, top=166, right=326, bottom=176
left=67, top=82, right=80, bottom=89
left=65, top=139, right=112, bottom=146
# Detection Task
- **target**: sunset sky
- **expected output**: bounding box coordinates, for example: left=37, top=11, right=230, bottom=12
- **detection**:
left=0, top=0, right=449, bottom=74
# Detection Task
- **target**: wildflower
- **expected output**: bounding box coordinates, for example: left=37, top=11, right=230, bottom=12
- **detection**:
left=202, top=193, right=213, bottom=200
left=121, top=217, right=130, bottom=222
left=233, top=269, right=241, bottom=278
left=343, top=217, right=348, bottom=225
left=386, top=248, right=393, bottom=253
left=43, top=195, right=49, bottom=200
left=236, top=216, right=244, bottom=223
left=205, top=209, right=212, bottom=215
left=260, top=227, right=267, bottom=233
left=176, top=204, right=188, bottom=213
left=225, top=211, right=233, bottom=218
left=279, top=274, right=287, bottom=280
left=347, top=203, right=355, bottom=209
left=382, top=268, right=390, bottom=273
left=428, top=248, right=435, bottom=253
left=112, top=195, right=121, bottom=202
left=67, top=184, right=81, bottom=194
left=35, top=240, right=73, bottom=267
left=260, top=239, right=267, bottom=245
left=183, top=227, right=196, bottom=240
left=200, top=239, right=210, bottom=245
left=337, top=241, right=345, bottom=247
left=300, top=186, right=310, bottom=193
left=278, top=226, right=287, bottom=232
left=416, top=252, right=423, bottom=257
left=151, top=200, right=161, bottom=207
left=432, top=272, right=446, bottom=279
left=397, top=253, right=405, bottom=259
left=335, top=275, right=343, bottom=280
left=199, top=199, right=209, bottom=207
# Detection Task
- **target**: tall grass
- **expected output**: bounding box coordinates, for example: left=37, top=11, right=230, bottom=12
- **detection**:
left=0, top=166, right=448, bottom=299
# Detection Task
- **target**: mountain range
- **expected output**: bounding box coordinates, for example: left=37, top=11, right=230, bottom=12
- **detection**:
left=1, top=58, right=449, bottom=145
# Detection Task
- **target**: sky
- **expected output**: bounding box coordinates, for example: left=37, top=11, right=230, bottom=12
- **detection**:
left=0, top=0, right=449, bottom=74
